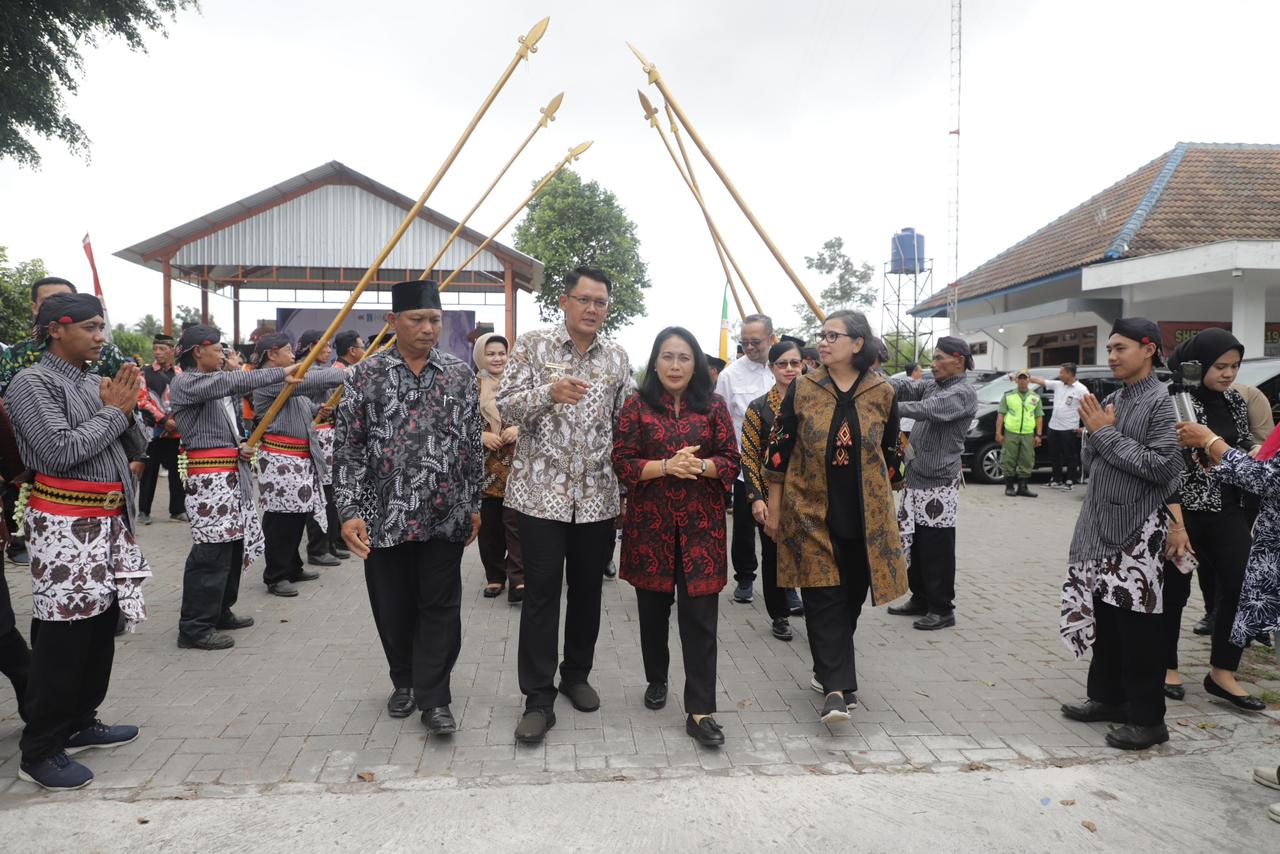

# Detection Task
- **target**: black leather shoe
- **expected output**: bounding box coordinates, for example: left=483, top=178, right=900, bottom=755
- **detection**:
left=1016, top=479, right=1038, bottom=498
left=515, top=708, right=556, bottom=744
left=329, top=547, right=351, bottom=560
left=267, top=581, right=298, bottom=597
left=421, top=706, right=457, bottom=735
left=508, top=585, right=524, bottom=604
left=1163, top=683, right=1185, bottom=701
left=1060, top=699, right=1128, bottom=723
left=558, top=681, right=600, bottom=712
left=913, top=612, right=956, bottom=630
left=307, top=553, right=340, bottom=567
left=177, top=631, right=234, bottom=650
left=291, top=569, right=320, bottom=582
left=1105, top=723, right=1169, bottom=750
left=685, top=715, right=725, bottom=746
left=771, top=618, right=794, bottom=641
left=887, top=597, right=928, bottom=617
left=216, top=611, right=254, bottom=630
left=386, top=687, right=415, bottom=718
left=1004, top=478, right=1017, bottom=497
left=1192, top=612, right=1215, bottom=636
left=644, top=681, right=668, bottom=710
left=482, top=584, right=503, bottom=598
left=1203, top=674, right=1267, bottom=711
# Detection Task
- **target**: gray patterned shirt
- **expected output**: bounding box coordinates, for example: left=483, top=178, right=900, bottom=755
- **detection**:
left=497, top=323, right=633, bottom=523
left=890, top=374, right=978, bottom=489
left=333, top=346, right=483, bottom=547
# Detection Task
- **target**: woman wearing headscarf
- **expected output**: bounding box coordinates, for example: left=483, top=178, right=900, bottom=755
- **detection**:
left=763, top=310, right=906, bottom=724
left=1165, top=328, right=1265, bottom=710
left=473, top=332, right=523, bottom=603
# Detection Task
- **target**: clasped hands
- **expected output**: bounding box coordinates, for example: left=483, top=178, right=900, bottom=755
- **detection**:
left=664, top=445, right=703, bottom=479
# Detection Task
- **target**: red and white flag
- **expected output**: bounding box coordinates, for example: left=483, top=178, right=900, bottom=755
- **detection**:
left=82, top=233, right=112, bottom=341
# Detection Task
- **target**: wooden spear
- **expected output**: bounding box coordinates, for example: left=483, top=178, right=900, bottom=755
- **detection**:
left=636, top=91, right=747, bottom=319
left=663, top=101, right=766, bottom=316
left=438, top=141, right=593, bottom=292
left=248, top=16, right=551, bottom=447
left=315, top=91, right=564, bottom=421
left=627, top=42, right=825, bottom=321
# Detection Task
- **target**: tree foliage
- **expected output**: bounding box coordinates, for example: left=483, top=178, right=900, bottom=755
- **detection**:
left=777, top=237, right=875, bottom=343
left=513, top=169, right=650, bottom=336
left=0, top=247, right=46, bottom=345
left=2, top=1, right=197, bottom=168
left=132, top=313, right=162, bottom=337
left=882, top=330, right=932, bottom=374
left=112, top=325, right=152, bottom=361
left=175, top=304, right=213, bottom=330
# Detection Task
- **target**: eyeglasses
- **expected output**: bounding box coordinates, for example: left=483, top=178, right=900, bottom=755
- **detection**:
left=738, top=338, right=767, bottom=348
left=565, top=295, right=610, bottom=310
left=771, top=359, right=804, bottom=369
left=816, top=331, right=855, bottom=343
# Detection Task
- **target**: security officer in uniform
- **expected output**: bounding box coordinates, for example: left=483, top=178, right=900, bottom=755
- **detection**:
left=996, top=369, right=1043, bottom=497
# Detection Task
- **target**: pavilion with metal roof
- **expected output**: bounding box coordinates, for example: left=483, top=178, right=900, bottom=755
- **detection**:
left=115, top=161, right=543, bottom=342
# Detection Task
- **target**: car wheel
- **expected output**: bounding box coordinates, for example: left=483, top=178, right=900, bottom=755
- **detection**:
left=971, top=442, right=1003, bottom=484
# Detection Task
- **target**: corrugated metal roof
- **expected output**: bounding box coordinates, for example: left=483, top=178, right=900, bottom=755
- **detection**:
left=113, top=161, right=542, bottom=292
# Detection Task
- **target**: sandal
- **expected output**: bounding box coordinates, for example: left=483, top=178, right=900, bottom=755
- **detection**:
left=483, top=584, right=504, bottom=598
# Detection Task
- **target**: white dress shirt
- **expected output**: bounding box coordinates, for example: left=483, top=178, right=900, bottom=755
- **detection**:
left=715, top=355, right=773, bottom=482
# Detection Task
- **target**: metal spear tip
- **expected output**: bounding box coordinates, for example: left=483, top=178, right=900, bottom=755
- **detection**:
left=519, top=16, right=551, bottom=55
left=540, top=92, right=565, bottom=124
left=568, top=140, right=594, bottom=159
left=637, top=90, right=658, bottom=120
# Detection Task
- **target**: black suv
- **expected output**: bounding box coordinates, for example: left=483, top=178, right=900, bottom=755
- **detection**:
left=961, top=365, right=1171, bottom=484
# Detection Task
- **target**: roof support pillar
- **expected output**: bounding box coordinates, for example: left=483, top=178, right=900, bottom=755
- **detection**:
left=503, top=262, right=516, bottom=342
left=233, top=283, right=241, bottom=344
left=162, top=257, right=173, bottom=335
left=200, top=275, right=210, bottom=325
left=1232, top=278, right=1268, bottom=358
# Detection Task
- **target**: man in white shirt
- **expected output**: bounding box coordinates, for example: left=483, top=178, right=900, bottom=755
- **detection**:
left=1028, top=363, right=1088, bottom=490
left=715, top=314, right=776, bottom=603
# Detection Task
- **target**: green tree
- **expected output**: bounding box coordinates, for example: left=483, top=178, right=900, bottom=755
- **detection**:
left=513, top=169, right=650, bottom=335
left=133, top=313, right=162, bottom=337
left=882, top=330, right=931, bottom=374
left=3, top=1, right=197, bottom=168
left=777, top=237, right=875, bottom=343
left=0, top=247, right=47, bottom=345
left=175, top=304, right=214, bottom=329
left=112, top=325, right=152, bottom=361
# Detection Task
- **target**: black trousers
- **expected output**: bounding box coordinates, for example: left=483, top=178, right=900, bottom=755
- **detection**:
left=0, top=578, right=31, bottom=722
left=907, top=525, right=956, bottom=615
left=262, top=511, right=308, bottom=585
left=635, top=545, right=718, bottom=715
left=179, top=540, right=244, bottom=640
left=1086, top=595, right=1165, bottom=727
left=1162, top=560, right=1193, bottom=671
left=759, top=530, right=790, bottom=620
left=20, top=600, right=118, bottom=764
left=305, top=485, right=344, bottom=558
left=478, top=497, right=524, bottom=587
left=1185, top=507, right=1252, bottom=671
left=139, top=436, right=185, bottom=517
left=515, top=513, right=614, bottom=710
left=364, top=539, right=463, bottom=709
left=730, top=481, right=760, bottom=584
left=1048, top=428, right=1081, bottom=483
left=803, top=536, right=871, bottom=694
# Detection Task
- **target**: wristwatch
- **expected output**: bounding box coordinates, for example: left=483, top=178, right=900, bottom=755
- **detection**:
left=699, top=458, right=708, bottom=475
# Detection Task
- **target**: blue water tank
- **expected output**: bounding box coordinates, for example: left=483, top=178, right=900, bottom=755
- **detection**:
left=890, top=227, right=926, bottom=275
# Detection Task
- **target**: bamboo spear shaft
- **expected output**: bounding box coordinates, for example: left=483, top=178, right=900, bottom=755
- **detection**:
left=315, top=92, right=564, bottom=421
left=628, top=42, right=825, bottom=321
left=438, top=141, right=593, bottom=292
left=637, top=92, right=745, bottom=319
left=663, top=102, right=766, bottom=316
left=248, top=16, right=551, bottom=447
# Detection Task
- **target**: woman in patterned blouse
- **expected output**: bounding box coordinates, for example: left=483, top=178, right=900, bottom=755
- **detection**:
left=740, top=340, right=804, bottom=642
left=473, top=332, right=523, bottom=603
left=612, top=327, right=740, bottom=747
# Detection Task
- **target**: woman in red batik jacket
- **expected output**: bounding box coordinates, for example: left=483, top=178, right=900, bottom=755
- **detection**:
left=612, top=326, right=740, bottom=747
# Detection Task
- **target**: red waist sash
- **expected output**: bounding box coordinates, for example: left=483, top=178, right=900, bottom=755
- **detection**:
left=185, top=447, right=240, bottom=474
left=261, top=433, right=310, bottom=458
left=29, top=474, right=125, bottom=518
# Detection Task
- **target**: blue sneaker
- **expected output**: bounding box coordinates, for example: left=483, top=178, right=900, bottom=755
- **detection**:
left=733, top=581, right=753, bottom=603
left=65, top=720, right=139, bottom=754
left=18, top=751, right=94, bottom=790
left=786, top=589, right=804, bottom=616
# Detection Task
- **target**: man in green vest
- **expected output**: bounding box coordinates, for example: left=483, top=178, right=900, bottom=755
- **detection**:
left=996, top=369, right=1043, bottom=497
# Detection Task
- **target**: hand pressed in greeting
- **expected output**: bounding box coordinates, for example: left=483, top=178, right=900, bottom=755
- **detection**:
left=1078, top=394, right=1116, bottom=433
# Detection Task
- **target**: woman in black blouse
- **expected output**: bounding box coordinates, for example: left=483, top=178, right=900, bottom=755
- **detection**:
left=1164, top=329, right=1264, bottom=710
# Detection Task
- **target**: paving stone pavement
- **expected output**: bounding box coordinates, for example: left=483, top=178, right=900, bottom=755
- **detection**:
left=0, top=481, right=1276, bottom=798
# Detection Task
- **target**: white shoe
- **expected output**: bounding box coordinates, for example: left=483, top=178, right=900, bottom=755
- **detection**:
left=1255, top=766, right=1280, bottom=790
left=1270, top=803, right=1280, bottom=824
left=809, top=674, right=823, bottom=693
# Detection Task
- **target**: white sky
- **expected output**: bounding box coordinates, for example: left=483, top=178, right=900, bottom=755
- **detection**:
left=2, top=0, right=1279, bottom=360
